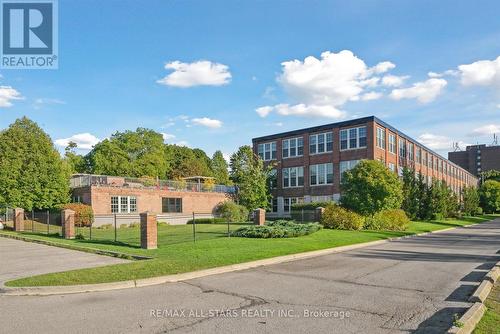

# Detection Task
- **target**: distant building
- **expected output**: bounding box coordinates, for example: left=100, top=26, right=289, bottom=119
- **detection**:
left=252, top=116, right=478, bottom=217
left=70, top=174, right=234, bottom=225
left=448, top=144, right=500, bottom=177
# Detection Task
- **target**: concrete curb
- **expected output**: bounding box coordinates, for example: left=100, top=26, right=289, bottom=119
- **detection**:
left=469, top=280, right=493, bottom=303
left=447, top=302, right=486, bottom=334
left=0, top=226, right=465, bottom=296
left=484, top=266, right=500, bottom=284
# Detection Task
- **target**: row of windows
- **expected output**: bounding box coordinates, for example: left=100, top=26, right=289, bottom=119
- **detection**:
left=280, top=161, right=359, bottom=188
left=257, top=126, right=367, bottom=161
left=110, top=196, right=183, bottom=213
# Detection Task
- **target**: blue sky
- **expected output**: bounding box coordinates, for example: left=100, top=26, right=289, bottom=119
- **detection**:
left=1, top=0, right=500, bottom=159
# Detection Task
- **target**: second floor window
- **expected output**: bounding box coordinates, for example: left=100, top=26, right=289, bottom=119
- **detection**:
left=310, top=163, right=333, bottom=186
left=309, top=132, right=333, bottom=154
left=388, top=133, right=397, bottom=154
left=283, top=166, right=304, bottom=187
left=408, top=143, right=414, bottom=161
left=340, top=126, right=367, bottom=150
left=398, top=138, right=406, bottom=158
left=416, top=147, right=422, bottom=164
left=282, top=137, right=303, bottom=158
left=339, top=160, right=360, bottom=181
left=376, top=127, right=386, bottom=149
left=257, top=142, right=276, bottom=161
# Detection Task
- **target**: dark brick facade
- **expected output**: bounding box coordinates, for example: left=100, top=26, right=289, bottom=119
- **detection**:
left=449, top=144, right=500, bottom=177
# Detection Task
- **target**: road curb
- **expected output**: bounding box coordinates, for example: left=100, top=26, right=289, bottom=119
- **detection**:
left=484, top=266, right=500, bottom=284
left=447, top=302, right=486, bottom=334
left=469, top=280, right=493, bottom=303
left=0, top=225, right=468, bottom=296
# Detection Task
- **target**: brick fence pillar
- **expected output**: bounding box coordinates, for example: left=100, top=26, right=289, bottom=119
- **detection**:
left=315, top=207, right=325, bottom=222
left=140, top=212, right=157, bottom=249
left=61, top=209, right=75, bottom=239
left=13, top=208, right=24, bottom=232
left=253, top=208, right=265, bottom=226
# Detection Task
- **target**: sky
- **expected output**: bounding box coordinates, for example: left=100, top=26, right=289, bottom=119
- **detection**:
left=1, top=0, right=500, bottom=160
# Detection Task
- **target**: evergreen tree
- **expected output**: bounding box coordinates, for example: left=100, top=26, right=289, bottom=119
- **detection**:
left=0, top=117, right=70, bottom=210
left=461, top=186, right=480, bottom=216
left=211, top=150, right=230, bottom=185
left=401, top=168, right=419, bottom=219
left=229, top=146, right=270, bottom=210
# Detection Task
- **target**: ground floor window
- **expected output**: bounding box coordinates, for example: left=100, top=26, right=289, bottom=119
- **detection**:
left=111, top=195, right=137, bottom=213
left=162, top=197, right=182, bottom=213
left=267, top=198, right=278, bottom=213
left=284, top=197, right=303, bottom=213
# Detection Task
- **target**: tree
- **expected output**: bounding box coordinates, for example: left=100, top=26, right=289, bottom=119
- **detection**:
left=479, top=180, right=500, bottom=213
left=165, top=145, right=213, bottom=179
left=481, top=170, right=500, bottom=183
left=0, top=117, right=70, bottom=210
left=211, top=150, right=230, bottom=185
left=462, top=186, right=480, bottom=216
left=229, top=146, right=270, bottom=210
left=340, top=160, right=403, bottom=216
left=64, top=141, right=87, bottom=174
left=401, top=168, right=419, bottom=220
left=86, top=128, right=169, bottom=178
left=416, top=173, right=432, bottom=220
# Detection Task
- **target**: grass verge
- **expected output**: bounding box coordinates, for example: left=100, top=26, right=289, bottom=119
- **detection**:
left=2, top=215, right=497, bottom=287
left=474, top=280, right=500, bottom=334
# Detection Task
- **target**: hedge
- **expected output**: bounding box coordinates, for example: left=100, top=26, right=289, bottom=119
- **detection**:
left=186, top=218, right=227, bottom=224
left=365, top=209, right=410, bottom=231
left=291, top=201, right=332, bottom=211
left=320, top=204, right=364, bottom=230
left=231, top=220, right=321, bottom=238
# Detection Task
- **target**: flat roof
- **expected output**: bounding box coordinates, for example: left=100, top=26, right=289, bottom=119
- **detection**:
left=252, top=115, right=477, bottom=179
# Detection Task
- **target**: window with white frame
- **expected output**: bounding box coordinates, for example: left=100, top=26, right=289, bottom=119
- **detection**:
left=111, top=195, right=137, bottom=213
left=257, top=142, right=276, bottom=161
left=416, top=147, right=422, bottom=164
left=339, top=160, right=360, bottom=180
left=284, top=197, right=303, bottom=213
left=388, top=133, right=396, bottom=154
left=340, top=126, right=367, bottom=150
left=388, top=162, right=396, bottom=172
left=267, top=198, right=278, bottom=213
left=311, top=195, right=334, bottom=203
left=310, top=163, right=333, bottom=186
left=268, top=168, right=278, bottom=188
left=309, top=132, right=333, bottom=154
left=282, top=137, right=303, bottom=158
left=282, top=166, right=304, bottom=188
left=408, top=143, right=414, bottom=161
left=398, top=138, right=406, bottom=158
left=376, top=127, right=386, bottom=149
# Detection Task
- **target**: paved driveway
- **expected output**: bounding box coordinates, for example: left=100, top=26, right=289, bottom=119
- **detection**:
left=0, top=237, right=128, bottom=287
left=0, top=220, right=499, bottom=334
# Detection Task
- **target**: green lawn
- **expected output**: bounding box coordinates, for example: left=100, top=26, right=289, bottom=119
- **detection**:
left=474, top=281, right=500, bottom=334
left=1, top=215, right=497, bottom=287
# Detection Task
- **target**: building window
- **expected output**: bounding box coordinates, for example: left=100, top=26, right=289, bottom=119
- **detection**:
left=398, top=138, right=406, bottom=158
left=416, top=148, right=422, bottom=164
left=267, top=198, right=278, bottom=213
left=162, top=197, right=182, bottom=213
left=340, top=126, right=367, bottom=150
left=388, top=133, right=396, bottom=154
left=283, top=166, right=304, bottom=188
left=257, top=142, right=276, bottom=161
left=408, top=143, right=414, bottom=161
left=111, top=196, right=137, bottom=213
left=282, top=137, right=303, bottom=158
left=309, top=132, right=333, bottom=154
left=388, top=162, right=396, bottom=172
left=268, top=169, right=278, bottom=188
left=376, top=127, right=386, bottom=149
left=339, top=160, right=360, bottom=181
left=310, top=163, right=333, bottom=186
left=284, top=197, right=303, bottom=213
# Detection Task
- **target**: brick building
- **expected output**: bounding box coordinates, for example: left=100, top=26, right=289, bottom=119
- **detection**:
left=71, top=174, right=233, bottom=225
left=252, top=116, right=478, bottom=217
left=448, top=144, right=500, bottom=177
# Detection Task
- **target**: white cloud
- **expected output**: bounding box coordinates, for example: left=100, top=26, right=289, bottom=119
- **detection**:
left=427, top=70, right=459, bottom=78
left=0, top=86, right=22, bottom=107
left=256, top=106, right=273, bottom=117
left=417, top=133, right=470, bottom=152
left=156, top=60, right=231, bottom=87
left=161, top=132, right=176, bottom=141
left=55, top=133, right=100, bottom=150
left=191, top=117, right=222, bottom=128
left=381, top=75, right=409, bottom=87
left=33, top=98, right=65, bottom=109
left=458, top=56, right=500, bottom=86
left=497, top=104, right=500, bottom=109
left=360, top=91, right=382, bottom=101
left=389, top=78, right=447, bottom=103
left=257, top=50, right=399, bottom=119
left=469, top=124, right=500, bottom=136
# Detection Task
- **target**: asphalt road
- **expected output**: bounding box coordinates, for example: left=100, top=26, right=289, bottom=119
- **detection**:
left=1, top=219, right=499, bottom=334
left=0, top=237, right=128, bottom=287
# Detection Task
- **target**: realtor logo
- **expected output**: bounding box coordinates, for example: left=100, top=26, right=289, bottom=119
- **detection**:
left=1, top=0, right=58, bottom=69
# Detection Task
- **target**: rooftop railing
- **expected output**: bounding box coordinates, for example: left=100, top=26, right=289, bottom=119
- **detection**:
left=70, top=174, right=236, bottom=194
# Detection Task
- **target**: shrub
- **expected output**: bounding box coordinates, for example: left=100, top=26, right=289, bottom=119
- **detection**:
left=365, top=209, right=410, bottom=231
left=187, top=218, right=227, bottom=224
left=60, top=203, right=94, bottom=227
left=320, top=204, right=364, bottom=230
left=474, top=207, right=483, bottom=216
left=98, top=223, right=112, bottom=229
left=129, top=222, right=139, bottom=228
left=231, top=220, right=321, bottom=238
left=119, top=224, right=128, bottom=229
left=215, top=201, right=249, bottom=222
left=75, top=233, right=85, bottom=240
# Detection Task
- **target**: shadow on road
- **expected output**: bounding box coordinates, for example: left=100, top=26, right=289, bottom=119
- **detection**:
left=412, top=306, right=467, bottom=334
